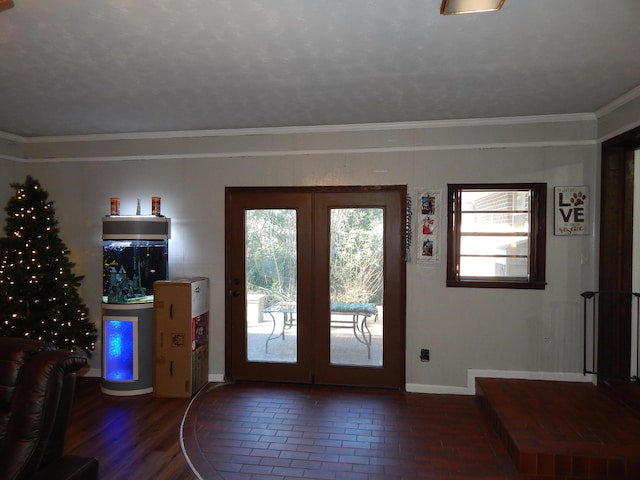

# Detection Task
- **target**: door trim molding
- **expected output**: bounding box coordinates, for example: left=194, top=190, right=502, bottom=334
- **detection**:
left=225, top=185, right=407, bottom=388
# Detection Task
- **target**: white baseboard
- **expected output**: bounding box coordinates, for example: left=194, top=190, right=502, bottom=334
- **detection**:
left=85, top=369, right=594, bottom=394
left=406, top=369, right=595, bottom=395
left=405, top=383, right=470, bottom=395
left=82, top=368, right=225, bottom=383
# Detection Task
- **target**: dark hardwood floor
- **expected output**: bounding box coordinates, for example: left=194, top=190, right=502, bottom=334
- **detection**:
left=181, top=382, right=520, bottom=480
left=66, top=376, right=196, bottom=480
left=67, top=376, right=640, bottom=479
left=68, top=377, right=519, bottom=480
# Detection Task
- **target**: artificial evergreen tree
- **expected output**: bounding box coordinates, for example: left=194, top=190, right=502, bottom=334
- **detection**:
left=0, top=175, right=97, bottom=356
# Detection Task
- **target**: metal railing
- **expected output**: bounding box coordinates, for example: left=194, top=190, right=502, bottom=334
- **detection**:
left=581, top=290, right=640, bottom=381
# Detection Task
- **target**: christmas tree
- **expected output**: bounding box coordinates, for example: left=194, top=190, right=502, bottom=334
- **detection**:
left=0, top=176, right=97, bottom=356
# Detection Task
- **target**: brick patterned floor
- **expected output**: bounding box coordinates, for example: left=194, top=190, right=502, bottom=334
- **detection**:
left=181, top=382, right=520, bottom=480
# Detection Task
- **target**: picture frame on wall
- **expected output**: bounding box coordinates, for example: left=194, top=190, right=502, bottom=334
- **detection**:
left=554, top=186, right=589, bottom=236
left=416, top=189, right=441, bottom=264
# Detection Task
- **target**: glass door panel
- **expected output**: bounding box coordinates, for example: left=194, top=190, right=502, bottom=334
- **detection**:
left=227, top=186, right=405, bottom=388
left=245, top=209, right=297, bottom=364
left=329, top=208, right=384, bottom=366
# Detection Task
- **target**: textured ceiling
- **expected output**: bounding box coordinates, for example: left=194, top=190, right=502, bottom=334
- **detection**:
left=0, top=0, right=639, bottom=137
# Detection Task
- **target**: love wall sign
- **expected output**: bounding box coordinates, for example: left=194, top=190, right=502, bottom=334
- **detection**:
left=554, top=186, right=589, bottom=236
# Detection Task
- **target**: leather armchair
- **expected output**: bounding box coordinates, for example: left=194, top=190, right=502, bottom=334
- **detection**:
left=0, top=338, right=99, bottom=480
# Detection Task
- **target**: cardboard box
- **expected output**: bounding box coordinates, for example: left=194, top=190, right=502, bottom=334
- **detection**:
left=153, top=277, right=209, bottom=398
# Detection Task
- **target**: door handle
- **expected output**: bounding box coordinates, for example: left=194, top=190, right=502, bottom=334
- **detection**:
left=230, top=278, right=241, bottom=297
left=229, top=278, right=241, bottom=297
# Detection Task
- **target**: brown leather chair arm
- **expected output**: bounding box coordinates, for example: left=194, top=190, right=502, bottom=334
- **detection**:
left=0, top=338, right=98, bottom=480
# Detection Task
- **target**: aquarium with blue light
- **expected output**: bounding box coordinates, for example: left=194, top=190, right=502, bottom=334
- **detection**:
left=101, top=215, right=170, bottom=395
left=103, top=238, right=168, bottom=304
left=101, top=215, right=170, bottom=304
left=103, top=318, right=137, bottom=381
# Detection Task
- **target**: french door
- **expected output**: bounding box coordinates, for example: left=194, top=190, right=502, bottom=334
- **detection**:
left=225, top=186, right=406, bottom=388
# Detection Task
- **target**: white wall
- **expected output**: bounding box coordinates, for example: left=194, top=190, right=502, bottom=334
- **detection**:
left=2, top=88, right=639, bottom=392
left=0, top=157, right=26, bottom=228
left=0, top=115, right=603, bottom=392
left=407, top=145, right=598, bottom=390
left=597, top=86, right=640, bottom=142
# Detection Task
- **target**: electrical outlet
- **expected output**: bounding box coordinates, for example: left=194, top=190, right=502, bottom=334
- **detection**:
left=420, top=348, right=430, bottom=362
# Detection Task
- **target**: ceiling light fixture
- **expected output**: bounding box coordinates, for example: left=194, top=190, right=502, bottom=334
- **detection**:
left=440, top=0, right=505, bottom=15
left=0, top=0, right=14, bottom=13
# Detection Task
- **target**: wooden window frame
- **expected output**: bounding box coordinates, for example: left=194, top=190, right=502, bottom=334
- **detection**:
left=447, top=183, right=546, bottom=289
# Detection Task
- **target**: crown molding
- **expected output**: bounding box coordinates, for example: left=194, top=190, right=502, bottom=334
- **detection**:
left=595, top=84, right=640, bottom=118
left=0, top=153, right=23, bottom=162
left=0, top=130, right=25, bottom=143
left=597, top=118, right=640, bottom=144
left=20, top=140, right=597, bottom=164
left=1, top=113, right=596, bottom=145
